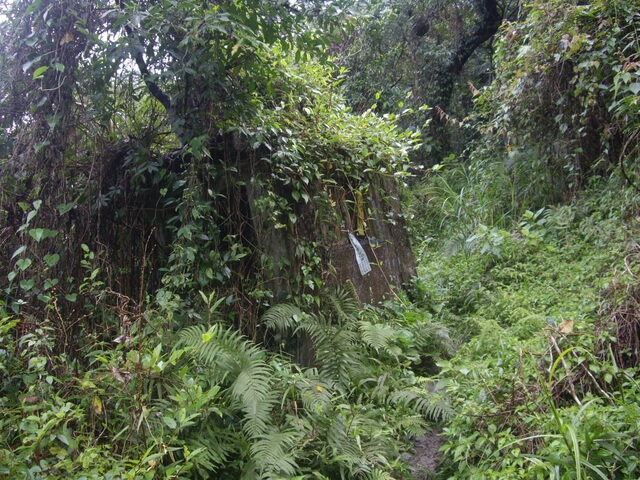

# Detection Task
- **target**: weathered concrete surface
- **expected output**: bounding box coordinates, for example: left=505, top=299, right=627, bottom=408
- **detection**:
left=326, top=177, right=416, bottom=305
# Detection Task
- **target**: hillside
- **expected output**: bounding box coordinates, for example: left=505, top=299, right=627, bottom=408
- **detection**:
left=411, top=176, right=640, bottom=478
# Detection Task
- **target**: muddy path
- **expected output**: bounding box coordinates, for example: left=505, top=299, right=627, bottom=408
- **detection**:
left=403, top=426, right=444, bottom=479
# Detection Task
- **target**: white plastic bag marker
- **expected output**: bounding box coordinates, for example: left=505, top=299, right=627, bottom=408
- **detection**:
left=348, top=233, right=372, bottom=276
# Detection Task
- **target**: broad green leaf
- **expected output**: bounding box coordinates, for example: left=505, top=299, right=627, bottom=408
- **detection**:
left=34, top=141, right=50, bottom=153
left=28, top=228, right=45, bottom=242
left=21, top=56, right=42, bottom=73
left=16, top=258, right=32, bottom=270
left=627, top=83, right=640, bottom=95
left=33, top=65, right=49, bottom=79
left=199, top=290, right=209, bottom=304
left=44, top=253, right=60, bottom=267
left=57, top=203, right=74, bottom=215
left=48, top=446, right=67, bottom=459
left=25, top=0, right=42, bottom=15
left=46, top=114, right=61, bottom=130
left=28, top=228, right=58, bottom=242
left=162, top=416, right=177, bottom=429
left=26, top=210, right=37, bottom=223
left=20, top=279, right=35, bottom=291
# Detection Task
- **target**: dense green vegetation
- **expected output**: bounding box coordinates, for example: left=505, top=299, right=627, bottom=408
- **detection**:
left=410, top=0, right=640, bottom=477
left=1, top=0, right=640, bottom=478
left=416, top=177, right=640, bottom=478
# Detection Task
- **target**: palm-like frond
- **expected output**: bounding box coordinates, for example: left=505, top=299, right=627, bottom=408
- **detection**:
left=263, top=303, right=306, bottom=333
left=250, top=425, right=306, bottom=478
left=393, top=413, right=429, bottom=437
left=178, top=324, right=253, bottom=376
left=324, top=283, right=361, bottom=325
left=388, top=378, right=454, bottom=422
left=412, top=320, right=455, bottom=358
left=293, top=368, right=333, bottom=412
left=188, top=425, right=242, bottom=476
left=306, top=322, right=362, bottom=385
left=358, top=320, right=401, bottom=358
left=325, top=414, right=363, bottom=465
left=177, top=324, right=316, bottom=478
left=251, top=287, right=456, bottom=478
left=177, top=324, right=275, bottom=438
left=364, top=468, right=396, bottom=480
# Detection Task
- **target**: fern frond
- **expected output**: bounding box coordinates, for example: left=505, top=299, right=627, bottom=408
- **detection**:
left=178, top=324, right=248, bottom=375
left=357, top=370, right=400, bottom=403
left=240, top=394, right=280, bottom=439
left=177, top=324, right=214, bottom=350
left=320, top=404, right=396, bottom=477
left=326, top=415, right=361, bottom=461
left=324, top=284, right=361, bottom=325
left=358, top=321, right=397, bottom=356
left=188, top=426, right=241, bottom=475
left=393, top=414, right=428, bottom=437
left=231, top=361, right=274, bottom=409
left=294, top=368, right=334, bottom=412
left=364, top=468, right=395, bottom=480
left=177, top=324, right=277, bottom=438
left=332, top=436, right=391, bottom=477
left=310, top=325, right=362, bottom=384
left=412, top=320, right=455, bottom=357
left=388, top=385, right=454, bottom=422
left=250, top=425, right=304, bottom=478
left=262, top=303, right=306, bottom=333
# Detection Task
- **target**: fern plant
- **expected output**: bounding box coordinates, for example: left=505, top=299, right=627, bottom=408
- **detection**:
left=177, top=324, right=300, bottom=479
left=128, top=286, right=456, bottom=479
left=260, top=285, right=454, bottom=477
left=388, top=377, right=454, bottom=423
left=264, top=285, right=366, bottom=388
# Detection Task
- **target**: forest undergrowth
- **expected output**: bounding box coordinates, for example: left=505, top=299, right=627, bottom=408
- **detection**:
left=412, top=171, right=640, bottom=479
left=408, top=0, right=640, bottom=476
left=2, top=0, right=640, bottom=478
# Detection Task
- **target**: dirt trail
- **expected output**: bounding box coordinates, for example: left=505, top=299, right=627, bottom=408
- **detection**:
left=404, top=426, right=444, bottom=479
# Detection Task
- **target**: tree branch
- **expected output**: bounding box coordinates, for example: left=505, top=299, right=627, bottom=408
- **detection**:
left=116, top=0, right=172, bottom=113
left=124, top=26, right=172, bottom=113
left=448, top=0, right=502, bottom=76
left=133, top=49, right=172, bottom=113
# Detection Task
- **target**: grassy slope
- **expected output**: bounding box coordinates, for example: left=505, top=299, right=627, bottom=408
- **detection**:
left=414, top=181, right=640, bottom=478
